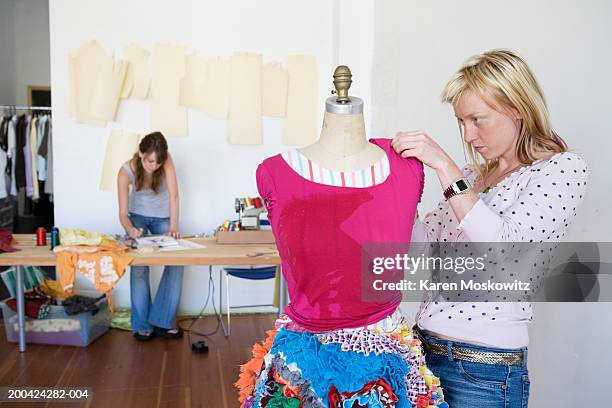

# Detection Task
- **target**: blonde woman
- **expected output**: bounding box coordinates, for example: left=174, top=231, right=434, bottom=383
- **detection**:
left=392, top=49, right=587, bottom=407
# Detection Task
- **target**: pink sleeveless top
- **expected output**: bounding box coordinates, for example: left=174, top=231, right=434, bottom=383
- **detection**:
left=256, top=138, right=424, bottom=332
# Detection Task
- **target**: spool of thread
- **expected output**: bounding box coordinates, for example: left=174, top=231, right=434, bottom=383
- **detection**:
left=36, top=227, right=47, bottom=246
left=253, top=197, right=262, bottom=208
left=50, top=227, right=60, bottom=250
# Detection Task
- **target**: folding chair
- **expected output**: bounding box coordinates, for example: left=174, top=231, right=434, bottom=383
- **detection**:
left=219, top=265, right=280, bottom=336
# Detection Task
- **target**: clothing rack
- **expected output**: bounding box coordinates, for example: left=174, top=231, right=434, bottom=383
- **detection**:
left=1, top=105, right=52, bottom=111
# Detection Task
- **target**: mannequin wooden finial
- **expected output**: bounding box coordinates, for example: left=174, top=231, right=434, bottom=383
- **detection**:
left=332, top=65, right=352, bottom=103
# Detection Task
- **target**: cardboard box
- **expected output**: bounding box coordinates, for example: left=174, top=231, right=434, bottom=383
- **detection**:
left=216, top=230, right=275, bottom=244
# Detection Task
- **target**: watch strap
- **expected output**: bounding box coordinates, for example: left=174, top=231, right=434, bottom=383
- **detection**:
left=443, top=178, right=470, bottom=200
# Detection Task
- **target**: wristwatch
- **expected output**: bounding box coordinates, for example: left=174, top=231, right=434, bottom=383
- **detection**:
left=443, top=178, right=471, bottom=200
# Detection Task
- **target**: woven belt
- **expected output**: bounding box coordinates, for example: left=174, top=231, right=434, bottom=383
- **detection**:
left=416, top=329, right=524, bottom=366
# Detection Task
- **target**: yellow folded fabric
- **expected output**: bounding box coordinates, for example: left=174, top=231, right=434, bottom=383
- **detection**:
left=39, top=279, right=71, bottom=301
left=59, top=228, right=117, bottom=246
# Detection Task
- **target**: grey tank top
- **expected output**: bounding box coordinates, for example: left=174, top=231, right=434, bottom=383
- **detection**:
left=122, top=162, right=169, bottom=218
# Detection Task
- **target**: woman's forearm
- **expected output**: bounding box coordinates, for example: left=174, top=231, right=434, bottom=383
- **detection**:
left=169, top=195, right=179, bottom=231
left=119, top=213, right=134, bottom=233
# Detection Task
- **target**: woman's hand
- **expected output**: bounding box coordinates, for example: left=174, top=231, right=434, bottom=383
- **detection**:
left=166, top=230, right=181, bottom=239
left=393, top=130, right=479, bottom=225
left=128, top=227, right=143, bottom=238
left=391, top=130, right=451, bottom=170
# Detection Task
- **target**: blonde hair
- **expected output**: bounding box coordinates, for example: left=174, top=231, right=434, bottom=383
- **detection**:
left=441, top=49, right=567, bottom=180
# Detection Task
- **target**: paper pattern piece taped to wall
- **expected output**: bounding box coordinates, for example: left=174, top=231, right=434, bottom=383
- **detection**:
left=70, top=40, right=110, bottom=127
left=283, top=55, right=318, bottom=146
left=90, top=58, right=128, bottom=122
left=228, top=53, right=262, bottom=145
left=179, top=53, right=208, bottom=112
left=202, top=58, right=230, bottom=119
left=262, top=62, right=288, bottom=118
left=120, top=43, right=150, bottom=99
left=99, top=130, right=141, bottom=191
left=150, top=44, right=187, bottom=137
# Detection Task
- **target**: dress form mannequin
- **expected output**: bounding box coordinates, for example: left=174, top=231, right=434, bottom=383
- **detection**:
left=242, top=67, right=441, bottom=407
left=299, top=66, right=385, bottom=172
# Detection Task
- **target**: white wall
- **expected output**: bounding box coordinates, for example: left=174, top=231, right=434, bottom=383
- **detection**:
left=0, top=0, right=17, bottom=105
left=336, top=0, right=375, bottom=134
left=0, top=0, right=50, bottom=106
left=13, top=0, right=50, bottom=105
left=372, top=1, right=612, bottom=407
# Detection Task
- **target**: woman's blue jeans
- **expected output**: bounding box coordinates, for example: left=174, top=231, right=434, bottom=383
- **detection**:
left=128, top=213, right=184, bottom=333
left=422, top=332, right=530, bottom=408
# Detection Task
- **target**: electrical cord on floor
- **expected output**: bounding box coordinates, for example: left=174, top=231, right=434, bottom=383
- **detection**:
left=177, top=269, right=221, bottom=351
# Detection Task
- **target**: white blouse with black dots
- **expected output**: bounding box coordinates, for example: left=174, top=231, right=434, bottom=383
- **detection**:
left=413, top=151, right=588, bottom=348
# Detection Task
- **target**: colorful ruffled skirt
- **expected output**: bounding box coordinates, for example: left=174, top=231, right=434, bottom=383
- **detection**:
left=236, top=311, right=448, bottom=408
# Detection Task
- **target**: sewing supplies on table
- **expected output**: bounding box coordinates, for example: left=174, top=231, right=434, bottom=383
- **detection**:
left=36, top=227, right=47, bottom=246
left=234, top=196, right=266, bottom=230
left=50, top=227, right=60, bottom=250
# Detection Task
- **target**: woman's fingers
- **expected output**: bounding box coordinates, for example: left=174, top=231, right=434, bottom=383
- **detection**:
left=166, top=231, right=180, bottom=239
left=394, top=142, right=423, bottom=158
left=392, top=132, right=429, bottom=149
left=130, top=227, right=143, bottom=238
left=393, top=130, right=428, bottom=140
left=392, top=139, right=423, bottom=155
left=399, top=147, right=421, bottom=158
left=392, top=129, right=449, bottom=169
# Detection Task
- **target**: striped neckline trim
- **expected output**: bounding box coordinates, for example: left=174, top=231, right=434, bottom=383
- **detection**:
left=280, top=149, right=391, bottom=188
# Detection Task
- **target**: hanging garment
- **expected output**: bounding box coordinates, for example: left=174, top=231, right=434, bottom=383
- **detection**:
left=36, top=115, right=48, bottom=181
left=23, top=116, right=34, bottom=197
left=0, top=116, right=8, bottom=151
left=6, top=114, right=51, bottom=212
left=0, top=118, right=9, bottom=199
left=54, top=242, right=134, bottom=311
left=29, top=116, right=40, bottom=200
left=8, top=115, right=17, bottom=196
left=14, top=115, right=27, bottom=189
left=0, top=197, right=12, bottom=230
left=43, top=120, right=53, bottom=196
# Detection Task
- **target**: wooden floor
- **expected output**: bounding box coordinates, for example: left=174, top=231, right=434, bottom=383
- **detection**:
left=0, top=314, right=277, bottom=408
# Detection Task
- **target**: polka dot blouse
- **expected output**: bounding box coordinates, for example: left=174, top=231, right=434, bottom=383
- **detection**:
left=413, top=152, right=588, bottom=348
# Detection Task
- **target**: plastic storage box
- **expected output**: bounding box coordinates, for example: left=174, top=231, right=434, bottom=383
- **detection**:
left=1, top=295, right=110, bottom=347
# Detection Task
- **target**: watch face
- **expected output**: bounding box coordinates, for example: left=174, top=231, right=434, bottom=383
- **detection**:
left=456, top=179, right=468, bottom=191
